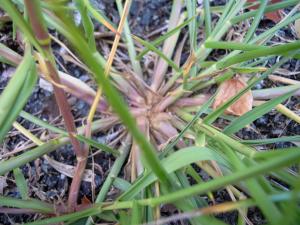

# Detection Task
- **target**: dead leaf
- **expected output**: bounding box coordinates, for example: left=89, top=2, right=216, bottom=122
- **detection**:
left=44, top=155, right=94, bottom=183
left=81, top=195, right=91, bottom=205
left=247, top=0, right=282, bottom=23
left=213, top=76, right=253, bottom=116
left=295, top=19, right=300, bottom=39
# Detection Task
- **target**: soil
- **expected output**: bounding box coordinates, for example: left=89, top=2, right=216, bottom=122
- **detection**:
left=0, top=1, right=299, bottom=225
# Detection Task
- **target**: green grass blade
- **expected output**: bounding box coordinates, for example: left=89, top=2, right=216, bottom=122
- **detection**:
left=95, top=135, right=131, bottom=202
left=231, top=0, right=299, bottom=25
left=139, top=149, right=300, bottom=207
left=1, top=0, right=44, bottom=54
left=25, top=205, right=103, bottom=225
left=85, top=135, right=131, bottom=225
left=0, top=50, right=38, bottom=143
left=83, top=0, right=117, bottom=32
left=136, top=16, right=195, bottom=60
left=0, top=43, right=22, bottom=66
left=13, top=168, right=29, bottom=200
left=19, top=111, right=120, bottom=157
left=133, top=35, right=181, bottom=72
left=203, top=55, right=294, bottom=124
left=74, top=0, right=97, bottom=51
left=0, top=52, right=31, bottom=126
left=220, top=143, right=282, bottom=223
left=241, top=136, right=300, bottom=145
left=243, top=0, right=267, bottom=42
left=113, top=178, right=132, bottom=192
left=215, top=41, right=300, bottom=69
left=0, top=196, right=54, bottom=213
left=205, top=41, right=300, bottom=60
left=116, top=0, right=142, bottom=76
left=186, top=0, right=197, bottom=51
left=252, top=84, right=300, bottom=100
left=131, top=201, right=141, bottom=225
left=160, top=96, right=214, bottom=158
left=118, top=146, right=228, bottom=201
left=0, top=139, right=66, bottom=176
left=224, top=85, right=300, bottom=135
left=203, top=0, right=212, bottom=36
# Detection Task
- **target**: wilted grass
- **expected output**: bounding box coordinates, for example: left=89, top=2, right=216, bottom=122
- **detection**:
left=0, top=0, right=300, bottom=225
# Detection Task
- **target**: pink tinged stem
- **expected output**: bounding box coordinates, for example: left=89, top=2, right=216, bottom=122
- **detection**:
left=151, top=113, right=185, bottom=148
left=173, top=94, right=211, bottom=108
left=131, top=117, right=150, bottom=180
left=59, top=72, right=109, bottom=111
left=159, top=34, right=189, bottom=95
left=153, top=87, right=184, bottom=112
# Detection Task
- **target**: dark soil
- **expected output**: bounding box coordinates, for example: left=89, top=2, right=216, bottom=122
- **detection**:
left=1, top=1, right=299, bottom=225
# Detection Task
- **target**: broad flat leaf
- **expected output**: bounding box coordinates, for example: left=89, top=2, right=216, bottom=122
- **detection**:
left=213, top=76, right=253, bottom=116
left=247, top=0, right=282, bottom=23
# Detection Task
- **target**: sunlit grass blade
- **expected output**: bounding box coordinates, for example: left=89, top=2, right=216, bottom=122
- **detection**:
left=253, top=84, right=300, bottom=100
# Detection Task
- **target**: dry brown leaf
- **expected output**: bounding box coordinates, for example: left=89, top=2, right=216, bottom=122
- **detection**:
left=213, top=76, right=253, bottom=116
left=247, top=0, right=283, bottom=23
left=81, top=195, right=92, bottom=205
left=44, top=156, right=94, bottom=183
left=295, top=19, right=300, bottom=39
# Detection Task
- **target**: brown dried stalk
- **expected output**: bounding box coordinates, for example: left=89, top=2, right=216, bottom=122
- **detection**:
left=24, top=0, right=84, bottom=211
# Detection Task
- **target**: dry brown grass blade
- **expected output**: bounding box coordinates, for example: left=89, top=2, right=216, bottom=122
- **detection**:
left=268, top=74, right=300, bottom=85
left=44, top=155, right=94, bottom=183
left=86, top=0, right=132, bottom=129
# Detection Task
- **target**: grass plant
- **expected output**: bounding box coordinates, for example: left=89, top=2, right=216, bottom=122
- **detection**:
left=0, top=0, right=300, bottom=224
